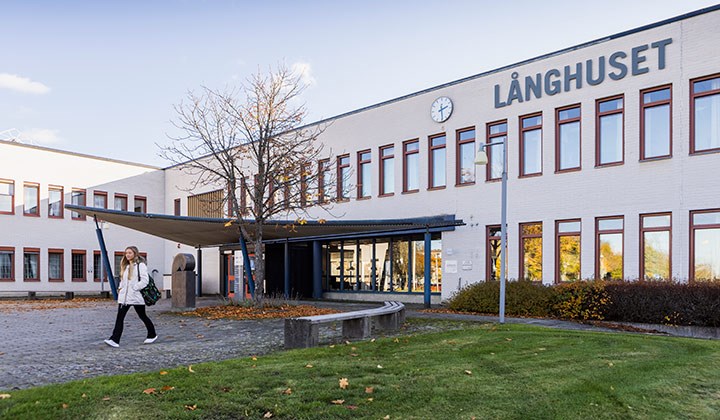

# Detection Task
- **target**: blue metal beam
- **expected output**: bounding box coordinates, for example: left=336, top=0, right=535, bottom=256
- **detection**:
left=424, top=230, right=431, bottom=308
left=239, top=234, right=255, bottom=298
left=93, top=217, right=117, bottom=300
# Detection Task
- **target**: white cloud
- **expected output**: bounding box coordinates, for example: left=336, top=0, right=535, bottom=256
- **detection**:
left=0, top=73, right=51, bottom=94
left=20, top=128, right=62, bottom=145
left=291, top=62, right=316, bottom=87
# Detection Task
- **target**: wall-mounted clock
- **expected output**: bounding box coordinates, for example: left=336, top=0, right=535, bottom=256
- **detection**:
left=430, top=96, right=453, bottom=123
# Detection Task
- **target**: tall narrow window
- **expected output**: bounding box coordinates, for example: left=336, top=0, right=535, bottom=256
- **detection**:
left=174, top=198, right=181, bottom=216
left=48, top=186, right=63, bottom=218
left=23, top=248, right=40, bottom=281
left=93, top=191, right=107, bottom=209
left=0, top=179, right=14, bottom=215
left=456, top=129, right=476, bottom=185
left=486, top=225, right=505, bottom=281
left=93, top=251, right=108, bottom=282
left=520, top=222, right=542, bottom=281
left=114, top=193, right=127, bottom=211
left=337, top=155, right=350, bottom=201
left=0, top=247, right=14, bottom=281
left=134, top=196, right=147, bottom=213
left=403, top=140, right=419, bottom=193
left=23, top=183, right=40, bottom=216
left=357, top=150, right=372, bottom=199
left=520, top=114, right=542, bottom=177
left=318, top=159, right=330, bottom=203
left=429, top=134, right=446, bottom=189
left=596, top=216, right=624, bottom=280
left=72, top=250, right=86, bottom=282
left=486, top=121, right=507, bottom=181
left=556, top=220, right=581, bottom=282
left=49, top=249, right=64, bottom=282
left=596, top=95, right=624, bottom=166
left=640, top=213, right=671, bottom=280
left=691, top=209, right=720, bottom=281
left=641, top=85, right=672, bottom=160
left=379, top=145, right=395, bottom=196
left=690, top=74, right=720, bottom=154
left=71, top=189, right=86, bottom=220
left=556, top=105, right=581, bottom=172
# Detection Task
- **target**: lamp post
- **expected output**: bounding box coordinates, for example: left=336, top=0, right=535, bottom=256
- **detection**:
left=475, top=137, right=508, bottom=324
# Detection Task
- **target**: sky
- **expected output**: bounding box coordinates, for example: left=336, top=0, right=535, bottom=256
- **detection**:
left=1, top=0, right=718, bottom=167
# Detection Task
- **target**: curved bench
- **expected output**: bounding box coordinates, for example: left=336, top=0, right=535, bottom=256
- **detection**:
left=284, top=301, right=406, bottom=349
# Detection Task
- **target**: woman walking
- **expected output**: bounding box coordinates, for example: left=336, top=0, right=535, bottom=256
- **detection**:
left=104, top=246, right=157, bottom=348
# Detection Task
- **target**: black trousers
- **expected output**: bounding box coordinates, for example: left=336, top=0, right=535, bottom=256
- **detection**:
left=109, top=304, right=156, bottom=343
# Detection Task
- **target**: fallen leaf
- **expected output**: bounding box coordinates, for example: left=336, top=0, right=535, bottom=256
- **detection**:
left=350, top=353, right=359, bottom=357
left=282, top=388, right=292, bottom=395
left=506, top=338, right=513, bottom=341
left=331, top=399, right=345, bottom=405
left=329, top=345, right=335, bottom=348
left=370, top=338, right=376, bottom=343
left=143, top=388, right=156, bottom=394
left=339, top=378, right=349, bottom=389
left=365, top=386, right=374, bottom=394
left=351, top=347, right=357, bottom=350
left=62, top=403, right=69, bottom=409
left=538, top=348, right=546, bottom=351
left=160, top=371, right=169, bottom=375
left=345, top=340, right=351, bottom=345
left=384, top=416, right=390, bottom=419
left=224, top=221, right=233, bottom=227
left=196, top=334, right=204, bottom=339
left=82, top=370, right=90, bottom=374
left=305, top=364, right=314, bottom=368
left=377, top=365, right=383, bottom=369
left=0, top=394, right=11, bottom=399
left=102, top=397, right=111, bottom=401
left=81, top=393, right=87, bottom=398
left=251, top=356, right=258, bottom=361
left=220, top=387, right=231, bottom=392
left=608, top=362, right=614, bottom=367
left=393, top=338, right=399, bottom=343
left=464, top=370, right=472, bottom=375
left=263, top=411, right=273, bottom=418
left=185, top=404, right=197, bottom=411
left=367, top=397, right=374, bottom=402
left=188, top=365, right=195, bottom=373
left=347, top=405, right=358, bottom=410
left=161, top=386, right=175, bottom=391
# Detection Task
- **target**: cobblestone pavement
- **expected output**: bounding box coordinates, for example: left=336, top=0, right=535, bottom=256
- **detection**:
left=0, top=296, right=639, bottom=391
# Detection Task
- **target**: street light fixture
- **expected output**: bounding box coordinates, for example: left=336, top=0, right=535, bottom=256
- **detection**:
left=475, top=137, right=508, bottom=324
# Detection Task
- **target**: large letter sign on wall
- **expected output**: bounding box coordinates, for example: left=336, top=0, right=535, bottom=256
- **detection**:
left=493, top=38, right=672, bottom=108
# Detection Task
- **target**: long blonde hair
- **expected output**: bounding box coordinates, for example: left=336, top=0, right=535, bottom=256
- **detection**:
left=120, top=246, right=145, bottom=279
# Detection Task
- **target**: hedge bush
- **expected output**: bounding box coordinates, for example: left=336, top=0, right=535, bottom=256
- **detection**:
left=446, top=280, right=720, bottom=327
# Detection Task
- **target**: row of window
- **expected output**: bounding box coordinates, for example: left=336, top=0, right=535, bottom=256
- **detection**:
left=0, top=180, right=147, bottom=218
left=321, top=74, right=720, bottom=201
left=486, top=209, right=720, bottom=283
left=0, top=248, right=147, bottom=282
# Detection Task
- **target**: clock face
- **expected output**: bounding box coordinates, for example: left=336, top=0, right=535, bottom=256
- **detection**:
left=431, top=96, right=453, bottom=123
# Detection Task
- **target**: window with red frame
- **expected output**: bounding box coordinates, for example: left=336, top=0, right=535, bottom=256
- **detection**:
left=429, top=135, right=446, bottom=189
left=690, top=209, right=720, bottom=281
left=0, top=247, right=14, bottom=281
left=23, top=183, right=40, bottom=216
left=403, top=140, right=419, bottom=193
left=596, top=216, right=624, bottom=280
left=641, top=85, right=672, bottom=160
left=48, top=185, right=63, bottom=218
left=456, top=129, right=475, bottom=185
left=23, top=248, right=40, bottom=281
left=556, top=105, right=581, bottom=172
left=520, top=114, right=542, bottom=177
left=49, top=249, right=64, bottom=282
left=0, top=179, right=14, bottom=215
left=379, top=145, right=395, bottom=196
left=486, top=121, right=507, bottom=181
left=357, top=150, right=372, bottom=199
left=640, top=213, right=671, bottom=280
left=690, top=74, right=720, bottom=154
left=71, top=189, right=86, bottom=220
left=337, top=155, right=351, bottom=201
left=72, top=250, right=86, bottom=281
left=596, top=96, right=624, bottom=166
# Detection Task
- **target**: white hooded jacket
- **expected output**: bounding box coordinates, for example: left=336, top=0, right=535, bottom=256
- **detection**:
left=117, top=262, right=149, bottom=305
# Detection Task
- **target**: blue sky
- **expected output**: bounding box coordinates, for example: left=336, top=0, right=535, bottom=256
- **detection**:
left=1, top=0, right=718, bottom=166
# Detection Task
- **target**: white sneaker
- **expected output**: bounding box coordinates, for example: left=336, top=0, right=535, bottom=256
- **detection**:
left=104, top=339, right=120, bottom=348
left=144, top=336, right=158, bottom=344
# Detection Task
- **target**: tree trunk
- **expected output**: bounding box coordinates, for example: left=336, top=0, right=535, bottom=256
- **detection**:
left=253, top=223, right=265, bottom=306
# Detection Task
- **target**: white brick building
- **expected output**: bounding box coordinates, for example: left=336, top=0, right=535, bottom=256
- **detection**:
left=2, top=6, right=720, bottom=303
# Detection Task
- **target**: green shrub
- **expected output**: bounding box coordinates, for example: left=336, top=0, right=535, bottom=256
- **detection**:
left=550, top=281, right=609, bottom=321
left=448, top=280, right=554, bottom=317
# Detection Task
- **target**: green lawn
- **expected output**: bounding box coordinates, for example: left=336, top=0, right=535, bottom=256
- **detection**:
left=2, top=320, right=720, bottom=419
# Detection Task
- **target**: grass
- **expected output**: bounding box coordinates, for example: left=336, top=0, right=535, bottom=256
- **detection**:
left=2, top=319, right=720, bottom=419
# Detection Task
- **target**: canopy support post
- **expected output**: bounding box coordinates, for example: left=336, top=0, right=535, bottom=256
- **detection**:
left=239, top=234, right=255, bottom=299
left=94, top=216, right=117, bottom=300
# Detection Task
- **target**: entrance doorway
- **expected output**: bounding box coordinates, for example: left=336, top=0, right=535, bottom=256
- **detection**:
left=222, top=252, right=252, bottom=299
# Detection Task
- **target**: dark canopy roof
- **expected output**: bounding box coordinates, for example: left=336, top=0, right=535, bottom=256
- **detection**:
left=66, top=205, right=463, bottom=248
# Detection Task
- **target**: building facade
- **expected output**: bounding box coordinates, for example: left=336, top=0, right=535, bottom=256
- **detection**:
left=3, top=6, right=720, bottom=303
left=0, top=140, right=165, bottom=294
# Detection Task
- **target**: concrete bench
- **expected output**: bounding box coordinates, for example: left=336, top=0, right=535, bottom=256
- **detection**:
left=284, top=301, right=406, bottom=349
left=26, top=291, right=75, bottom=300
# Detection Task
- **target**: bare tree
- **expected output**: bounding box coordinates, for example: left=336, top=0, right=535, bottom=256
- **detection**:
left=159, top=64, right=337, bottom=302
